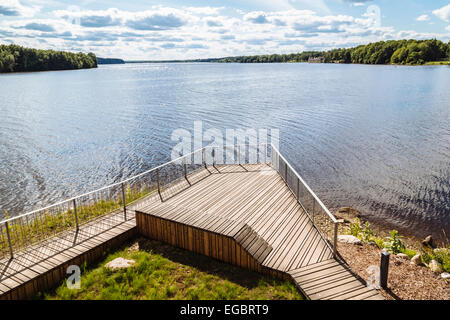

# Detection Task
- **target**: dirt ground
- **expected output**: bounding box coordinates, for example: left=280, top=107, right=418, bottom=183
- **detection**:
left=337, top=242, right=449, bottom=300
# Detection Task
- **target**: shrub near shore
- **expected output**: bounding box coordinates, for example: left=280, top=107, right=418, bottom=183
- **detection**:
left=342, top=215, right=449, bottom=275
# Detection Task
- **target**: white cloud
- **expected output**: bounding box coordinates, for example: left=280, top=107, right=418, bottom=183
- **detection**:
left=184, top=7, right=224, bottom=16
left=416, top=14, right=429, bottom=22
left=2, top=5, right=449, bottom=60
left=244, top=11, right=269, bottom=24
left=446, top=25, right=450, bottom=31
left=126, top=10, right=188, bottom=31
left=433, top=4, right=450, bottom=22
left=0, top=0, right=38, bottom=17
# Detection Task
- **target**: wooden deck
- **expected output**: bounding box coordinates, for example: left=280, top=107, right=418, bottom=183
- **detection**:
left=136, top=163, right=384, bottom=300
left=0, top=212, right=136, bottom=300
left=1, top=163, right=384, bottom=300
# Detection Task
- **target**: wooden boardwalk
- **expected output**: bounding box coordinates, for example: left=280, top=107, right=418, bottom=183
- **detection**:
left=136, top=163, right=384, bottom=300
left=0, top=212, right=136, bottom=299
left=1, top=162, right=383, bottom=300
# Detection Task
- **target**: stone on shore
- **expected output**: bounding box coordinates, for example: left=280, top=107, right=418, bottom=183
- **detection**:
left=441, top=272, right=450, bottom=280
left=428, top=260, right=442, bottom=273
left=396, top=253, right=409, bottom=260
left=105, top=257, right=136, bottom=271
left=410, top=254, right=422, bottom=266
left=338, top=235, right=362, bottom=245
left=335, top=207, right=362, bottom=224
left=422, top=235, right=435, bottom=248
left=433, top=248, right=449, bottom=255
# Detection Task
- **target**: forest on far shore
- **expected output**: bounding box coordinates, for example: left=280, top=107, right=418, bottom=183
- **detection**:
left=0, top=44, right=97, bottom=73
left=216, top=39, right=450, bottom=65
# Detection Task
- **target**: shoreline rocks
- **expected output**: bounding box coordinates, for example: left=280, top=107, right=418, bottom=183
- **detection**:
left=105, top=257, right=136, bottom=271
left=396, top=253, right=409, bottom=260
left=335, top=207, right=362, bottom=224
left=422, top=235, right=436, bottom=248
left=410, top=254, right=422, bottom=266
left=428, top=260, right=442, bottom=273
left=338, top=235, right=362, bottom=245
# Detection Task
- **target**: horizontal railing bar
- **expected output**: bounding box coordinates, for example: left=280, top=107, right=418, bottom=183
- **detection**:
left=270, top=143, right=337, bottom=223
left=0, top=143, right=268, bottom=224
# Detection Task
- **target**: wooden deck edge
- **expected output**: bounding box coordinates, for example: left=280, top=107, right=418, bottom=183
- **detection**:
left=287, top=260, right=385, bottom=301
left=136, top=210, right=281, bottom=277
left=0, top=225, right=137, bottom=300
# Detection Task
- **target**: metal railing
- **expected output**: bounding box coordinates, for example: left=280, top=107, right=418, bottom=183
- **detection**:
left=0, top=142, right=339, bottom=260
left=269, top=144, right=341, bottom=257
left=0, top=144, right=267, bottom=260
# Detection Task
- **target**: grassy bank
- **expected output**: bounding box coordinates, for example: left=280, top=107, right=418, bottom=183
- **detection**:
left=40, top=239, right=303, bottom=300
left=1, top=186, right=154, bottom=258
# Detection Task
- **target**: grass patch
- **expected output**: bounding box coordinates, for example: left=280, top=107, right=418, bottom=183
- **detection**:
left=40, top=239, right=304, bottom=300
left=1, top=186, right=154, bottom=258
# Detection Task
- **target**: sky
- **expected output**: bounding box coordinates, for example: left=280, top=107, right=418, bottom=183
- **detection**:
left=0, top=0, right=449, bottom=60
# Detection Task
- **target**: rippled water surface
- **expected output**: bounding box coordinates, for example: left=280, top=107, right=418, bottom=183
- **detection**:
left=0, top=63, right=449, bottom=239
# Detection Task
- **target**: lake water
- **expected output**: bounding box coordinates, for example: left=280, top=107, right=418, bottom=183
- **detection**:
left=0, top=63, right=449, bottom=240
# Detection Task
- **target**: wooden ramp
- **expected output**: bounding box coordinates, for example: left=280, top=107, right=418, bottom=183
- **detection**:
left=0, top=212, right=136, bottom=300
left=289, top=260, right=384, bottom=300
left=136, top=163, right=384, bottom=300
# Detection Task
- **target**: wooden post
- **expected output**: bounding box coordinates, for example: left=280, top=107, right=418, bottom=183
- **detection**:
left=380, top=251, right=390, bottom=289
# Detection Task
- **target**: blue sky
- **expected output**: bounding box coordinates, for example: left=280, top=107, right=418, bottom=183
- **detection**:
left=1, top=0, right=449, bottom=59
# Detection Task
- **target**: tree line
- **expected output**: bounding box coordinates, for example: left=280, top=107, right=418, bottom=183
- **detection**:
left=0, top=44, right=97, bottom=73
left=216, top=39, right=450, bottom=65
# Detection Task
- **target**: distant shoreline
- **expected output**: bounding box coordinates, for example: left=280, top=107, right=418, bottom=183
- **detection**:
left=123, top=60, right=450, bottom=67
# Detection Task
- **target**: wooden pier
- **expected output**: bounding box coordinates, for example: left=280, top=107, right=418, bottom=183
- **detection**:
left=0, top=151, right=384, bottom=300
left=136, top=163, right=384, bottom=300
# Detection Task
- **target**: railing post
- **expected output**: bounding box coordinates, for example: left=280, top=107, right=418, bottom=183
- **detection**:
left=296, top=178, right=300, bottom=201
left=203, top=148, right=207, bottom=169
left=284, top=161, right=288, bottom=181
left=238, top=145, right=241, bottom=165
left=264, top=144, right=267, bottom=164
left=183, top=158, right=187, bottom=180
left=5, top=221, right=13, bottom=259
left=256, top=146, right=259, bottom=164
left=73, top=199, right=79, bottom=231
left=212, top=147, right=216, bottom=168
left=121, top=183, right=127, bottom=220
left=333, top=220, right=340, bottom=258
left=312, top=199, right=315, bottom=224
left=156, top=168, right=163, bottom=202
